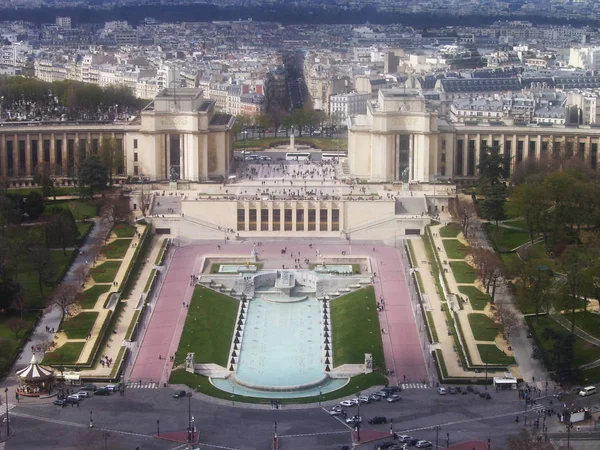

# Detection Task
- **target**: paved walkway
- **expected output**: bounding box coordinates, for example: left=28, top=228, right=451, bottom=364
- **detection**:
left=128, top=242, right=429, bottom=386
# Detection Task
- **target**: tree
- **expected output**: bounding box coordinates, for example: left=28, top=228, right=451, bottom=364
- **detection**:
left=514, top=260, right=553, bottom=323
left=101, top=191, right=132, bottom=227
left=100, top=137, right=124, bottom=187
left=22, top=191, right=45, bottom=220
left=477, top=145, right=507, bottom=223
left=506, top=428, right=545, bottom=450
left=449, top=197, right=476, bottom=239
left=254, top=113, right=272, bottom=138
left=494, top=302, right=519, bottom=340
left=6, top=317, right=29, bottom=339
left=511, top=182, right=549, bottom=244
left=49, top=283, right=80, bottom=322
left=33, top=162, right=58, bottom=200
left=78, top=156, right=109, bottom=197
left=44, top=206, right=78, bottom=255
left=542, top=327, right=579, bottom=383
left=560, top=245, right=594, bottom=333
left=74, top=264, right=88, bottom=288
left=0, top=279, right=21, bottom=312
left=27, top=230, right=55, bottom=296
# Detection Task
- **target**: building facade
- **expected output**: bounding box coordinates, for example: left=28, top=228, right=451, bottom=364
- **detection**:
left=348, top=88, right=600, bottom=183
left=0, top=88, right=234, bottom=183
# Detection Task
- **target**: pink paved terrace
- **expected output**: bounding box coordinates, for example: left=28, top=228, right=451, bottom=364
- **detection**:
left=129, top=242, right=428, bottom=388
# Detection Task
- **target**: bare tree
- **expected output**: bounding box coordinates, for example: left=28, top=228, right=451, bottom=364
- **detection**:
left=49, top=283, right=80, bottom=322
left=101, top=191, right=132, bottom=227
left=495, top=302, right=520, bottom=340
left=506, top=428, right=545, bottom=450
left=449, top=197, right=477, bottom=239
left=74, top=264, right=89, bottom=288
left=6, top=317, right=29, bottom=338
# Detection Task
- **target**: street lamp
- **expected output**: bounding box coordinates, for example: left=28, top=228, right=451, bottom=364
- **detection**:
left=102, top=431, right=110, bottom=450
left=186, top=391, right=193, bottom=443
left=319, top=390, right=322, bottom=407
left=157, top=419, right=160, bottom=436
left=4, top=388, right=9, bottom=438
left=355, top=391, right=361, bottom=442
left=566, top=421, right=574, bottom=450
left=89, top=410, right=93, bottom=428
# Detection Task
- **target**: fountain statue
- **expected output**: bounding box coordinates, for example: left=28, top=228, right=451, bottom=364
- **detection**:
left=290, top=133, right=295, bottom=151
left=251, top=247, right=258, bottom=263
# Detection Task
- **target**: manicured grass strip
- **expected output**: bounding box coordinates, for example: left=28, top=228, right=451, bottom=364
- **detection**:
left=527, top=315, right=600, bottom=367
left=77, top=284, right=111, bottom=309
left=450, top=261, right=477, bottom=284
left=62, top=311, right=99, bottom=339
left=144, top=269, right=157, bottom=293
left=47, top=199, right=98, bottom=219
left=109, top=347, right=128, bottom=379
left=468, top=313, right=500, bottom=341
left=458, top=286, right=490, bottom=311
left=439, top=223, right=462, bottom=238
left=426, top=311, right=439, bottom=343
left=174, top=286, right=238, bottom=367
left=169, top=369, right=386, bottom=404
left=477, top=344, right=516, bottom=365
left=233, top=136, right=348, bottom=151
left=330, top=286, right=386, bottom=371
left=113, top=223, right=137, bottom=238
left=571, top=312, right=600, bottom=340
left=102, top=238, right=132, bottom=259
left=443, top=239, right=468, bottom=259
left=485, top=224, right=529, bottom=252
left=90, top=261, right=122, bottom=283
left=43, top=342, right=85, bottom=365
left=155, top=239, right=169, bottom=266
left=119, top=226, right=151, bottom=298
left=125, top=309, right=143, bottom=341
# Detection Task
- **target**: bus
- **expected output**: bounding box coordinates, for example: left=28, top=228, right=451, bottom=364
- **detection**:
left=321, top=152, right=348, bottom=161
left=286, top=152, right=311, bottom=161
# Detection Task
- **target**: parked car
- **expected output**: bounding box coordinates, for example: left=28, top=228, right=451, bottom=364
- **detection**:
left=74, top=391, right=89, bottom=399
left=172, top=390, right=187, bottom=398
left=329, top=408, right=345, bottom=416
left=358, top=396, right=370, bottom=404
left=466, top=385, right=474, bottom=393
left=448, top=387, right=457, bottom=394
left=386, top=394, right=402, bottom=403
left=65, top=395, right=79, bottom=404
left=259, top=156, right=272, bottom=161
left=437, top=387, right=447, bottom=395
left=375, top=441, right=396, bottom=450
left=80, top=384, right=97, bottom=392
left=369, top=394, right=382, bottom=402
left=368, top=416, right=387, bottom=424
left=103, top=384, right=121, bottom=392
left=93, top=388, right=111, bottom=396
left=384, top=386, right=402, bottom=393
left=415, top=440, right=433, bottom=448
left=374, top=390, right=389, bottom=398
left=334, top=446, right=349, bottom=450
left=485, top=393, right=492, bottom=400
left=340, top=399, right=356, bottom=407
left=395, top=435, right=414, bottom=444
left=345, top=415, right=362, bottom=424
left=53, top=399, right=66, bottom=407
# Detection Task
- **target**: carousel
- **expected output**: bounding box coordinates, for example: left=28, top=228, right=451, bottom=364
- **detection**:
left=16, top=354, right=55, bottom=397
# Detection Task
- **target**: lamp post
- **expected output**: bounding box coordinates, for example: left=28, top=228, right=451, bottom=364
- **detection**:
left=4, top=388, right=9, bottom=438
left=355, top=391, right=361, bottom=442
left=566, top=421, right=573, bottom=450
left=103, top=431, right=110, bottom=450
left=319, top=390, right=322, bottom=407
left=89, top=410, right=93, bottom=428
left=435, top=425, right=439, bottom=449
left=186, top=391, right=193, bottom=443
left=157, top=419, right=160, bottom=436
left=485, top=349, right=488, bottom=390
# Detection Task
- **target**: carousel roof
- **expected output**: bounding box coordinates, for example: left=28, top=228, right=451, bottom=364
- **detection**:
left=16, top=355, right=54, bottom=381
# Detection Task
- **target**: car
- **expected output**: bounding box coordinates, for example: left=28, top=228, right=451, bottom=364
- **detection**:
left=93, top=388, right=111, bottom=396
left=406, top=439, right=420, bottom=446
left=437, top=387, right=447, bottom=395
left=80, top=384, right=97, bottom=392
left=369, top=394, right=382, bottom=402
left=374, top=390, right=389, bottom=398
left=74, top=391, right=89, bottom=399
left=334, top=446, right=349, bottom=450
left=329, top=408, right=345, bottom=416
left=485, top=393, right=492, bottom=400
left=358, top=396, right=370, bottom=404
left=345, top=415, right=362, bottom=424
left=386, top=394, right=402, bottom=403
left=375, top=441, right=396, bottom=450
left=53, top=399, right=66, bottom=407
left=466, top=385, right=474, bottom=393
left=384, top=386, right=402, bottom=393
left=103, top=384, right=120, bottom=392
left=65, top=395, right=79, bottom=404
left=395, top=435, right=414, bottom=444
left=415, top=440, right=433, bottom=448
left=259, top=156, right=272, bottom=161
left=472, top=387, right=480, bottom=395
left=461, top=390, right=468, bottom=395
left=368, top=416, right=387, bottom=424
left=339, top=399, right=355, bottom=407
left=172, top=390, right=187, bottom=398
left=449, top=387, right=457, bottom=394
left=390, top=446, right=408, bottom=450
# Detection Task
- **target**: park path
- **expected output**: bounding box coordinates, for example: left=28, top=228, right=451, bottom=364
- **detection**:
left=128, top=241, right=429, bottom=387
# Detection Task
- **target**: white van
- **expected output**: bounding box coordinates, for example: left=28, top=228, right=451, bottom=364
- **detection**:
left=579, top=386, right=596, bottom=397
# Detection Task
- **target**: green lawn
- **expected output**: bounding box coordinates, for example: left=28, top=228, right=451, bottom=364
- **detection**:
left=485, top=224, right=530, bottom=252
left=570, top=312, right=600, bottom=339
left=330, top=286, right=385, bottom=371
left=7, top=186, right=80, bottom=197
left=234, top=136, right=348, bottom=151
left=468, top=313, right=500, bottom=341
left=62, top=311, right=99, bottom=339
left=439, top=223, right=462, bottom=238
left=504, top=219, right=529, bottom=231
left=503, top=201, right=522, bottom=220
left=42, top=342, right=85, bottom=365
left=443, top=239, right=468, bottom=259
left=18, top=250, right=76, bottom=308
left=174, top=286, right=238, bottom=367
left=90, top=261, right=122, bottom=283
left=155, top=239, right=169, bottom=265
left=582, top=366, right=600, bottom=384
left=144, top=269, right=157, bottom=293
left=169, top=369, right=386, bottom=404
left=477, top=344, right=516, bottom=365
left=450, top=261, right=477, bottom=284
left=0, top=312, right=39, bottom=377
left=526, top=315, right=600, bottom=367
left=426, top=311, right=439, bottom=343
left=113, top=223, right=137, bottom=238
left=458, top=286, right=490, bottom=311
left=500, top=252, right=521, bottom=277
left=76, top=284, right=111, bottom=309
left=76, top=222, right=93, bottom=242
left=47, top=199, right=98, bottom=219
left=102, top=238, right=132, bottom=259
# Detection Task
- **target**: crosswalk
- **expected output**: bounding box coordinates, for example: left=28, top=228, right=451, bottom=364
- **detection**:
left=529, top=403, right=545, bottom=413
left=0, top=403, right=17, bottom=413
left=400, top=383, right=429, bottom=390
left=125, top=382, right=158, bottom=389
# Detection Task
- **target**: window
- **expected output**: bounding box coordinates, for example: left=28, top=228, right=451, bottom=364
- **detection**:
left=441, top=153, right=446, bottom=163
left=320, top=209, right=328, bottom=231
left=273, top=209, right=281, bottom=231
left=134, top=153, right=138, bottom=162
left=441, top=139, right=446, bottom=150
left=308, top=209, right=316, bottom=231
left=261, top=209, right=269, bottom=231
left=237, top=209, right=245, bottom=231
left=284, top=209, right=293, bottom=231
left=133, top=139, right=138, bottom=149
left=296, top=209, right=304, bottom=231
left=248, top=209, right=257, bottom=231
left=133, top=166, right=139, bottom=176
left=331, top=209, right=339, bottom=231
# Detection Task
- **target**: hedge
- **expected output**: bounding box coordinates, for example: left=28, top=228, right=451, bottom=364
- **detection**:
left=119, top=225, right=151, bottom=298
left=154, top=238, right=170, bottom=266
